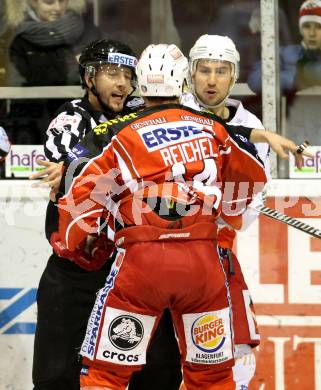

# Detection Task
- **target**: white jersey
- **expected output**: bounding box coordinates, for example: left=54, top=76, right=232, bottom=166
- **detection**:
left=0, top=126, right=11, bottom=161
left=180, top=92, right=270, bottom=229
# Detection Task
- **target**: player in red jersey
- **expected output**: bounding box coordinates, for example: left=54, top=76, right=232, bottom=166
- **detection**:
left=56, top=44, right=268, bottom=390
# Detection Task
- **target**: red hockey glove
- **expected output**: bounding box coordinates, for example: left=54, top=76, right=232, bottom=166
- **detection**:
left=50, top=232, right=75, bottom=261
left=50, top=232, right=115, bottom=271
left=73, top=235, right=115, bottom=271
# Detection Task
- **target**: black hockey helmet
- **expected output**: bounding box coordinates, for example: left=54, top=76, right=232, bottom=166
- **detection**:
left=78, top=39, right=137, bottom=87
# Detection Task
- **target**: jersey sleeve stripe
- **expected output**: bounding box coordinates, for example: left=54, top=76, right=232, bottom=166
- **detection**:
left=65, top=208, right=105, bottom=250
left=113, top=137, right=141, bottom=178
left=219, top=146, right=231, bottom=156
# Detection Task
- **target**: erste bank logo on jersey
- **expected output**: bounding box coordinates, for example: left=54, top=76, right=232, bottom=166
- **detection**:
left=137, top=120, right=216, bottom=167
left=192, top=313, right=226, bottom=352
left=138, top=120, right=213, bottom=152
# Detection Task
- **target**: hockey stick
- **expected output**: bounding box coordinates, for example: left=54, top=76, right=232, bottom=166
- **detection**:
left=253, top=205, right=321, bottom=239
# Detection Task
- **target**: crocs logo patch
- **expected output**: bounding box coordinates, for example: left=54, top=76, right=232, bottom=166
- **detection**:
left=109, top=315, right=144, bottom=350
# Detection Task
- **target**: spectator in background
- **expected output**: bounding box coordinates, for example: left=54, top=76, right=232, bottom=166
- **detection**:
left=248, top=0, right=321, bottom=94
left=207, top=0, right=264, bottom=82
left=296, top=0, right=321, bottom=88
left=6, top=0, right=101, bottom=86
left=1, top=0, right=102, bottom=148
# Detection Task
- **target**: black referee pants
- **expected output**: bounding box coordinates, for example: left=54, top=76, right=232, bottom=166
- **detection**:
left=32, top=254, right=182, bottom=390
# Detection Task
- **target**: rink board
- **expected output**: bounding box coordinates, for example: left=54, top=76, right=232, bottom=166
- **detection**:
left=236, top=194, right=321, bottom=390
left=0, top=180, right=320, bottom=390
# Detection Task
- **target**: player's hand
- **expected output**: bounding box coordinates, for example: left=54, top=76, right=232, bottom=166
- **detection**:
left=264, top=132, right=312, bottom=169
left=50, top=232, right=114, bottom=271
left=50, top=232, right=75, bottom=260
left=250, top=129, right=313, bottom=168
left=79, top=234, right=115, bottom=270
left=29, top=159, right=64, bottom=201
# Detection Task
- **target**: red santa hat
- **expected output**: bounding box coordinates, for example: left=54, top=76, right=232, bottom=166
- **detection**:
left=299, top=0, right=321, bottom=29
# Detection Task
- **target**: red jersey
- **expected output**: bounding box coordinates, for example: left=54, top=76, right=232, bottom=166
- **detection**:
left=58, top=104, right=267, bottom=250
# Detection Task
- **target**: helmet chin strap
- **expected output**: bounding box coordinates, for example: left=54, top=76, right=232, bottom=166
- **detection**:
left=90, top=81, right=118, bottom=118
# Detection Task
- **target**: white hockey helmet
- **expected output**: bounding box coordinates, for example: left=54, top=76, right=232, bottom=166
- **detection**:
left=189, top=34, right=240, bottom=80
left=136, top=44, right=188, bottom=97
left=188, top=35, right=240, bottom=108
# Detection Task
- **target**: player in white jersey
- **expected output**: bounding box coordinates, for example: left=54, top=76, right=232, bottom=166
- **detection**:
left=180, top=34, right=269, bottom=390
left=0, top=126, right=10, bottom=161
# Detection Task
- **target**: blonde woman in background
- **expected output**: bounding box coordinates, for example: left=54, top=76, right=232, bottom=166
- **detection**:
left=1, top=0, right=102, bottom=147
left=6, top=0, right=101, bottom=86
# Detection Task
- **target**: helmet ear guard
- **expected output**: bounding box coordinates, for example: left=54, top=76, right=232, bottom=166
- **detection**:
left=85, top=65, right=96, bottom=79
